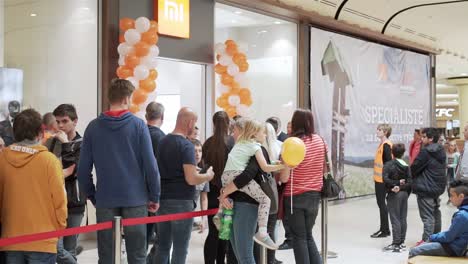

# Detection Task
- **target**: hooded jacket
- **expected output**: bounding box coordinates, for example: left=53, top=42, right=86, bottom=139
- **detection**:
left=430, top=197, right=468, bottom=256
left=382, top=159, right=412, bottom=194
left=77, top=111, right=160, bottom=208
left=0, top=143, right=67, bottom=253
left=410, top=143, right=447, bottom=198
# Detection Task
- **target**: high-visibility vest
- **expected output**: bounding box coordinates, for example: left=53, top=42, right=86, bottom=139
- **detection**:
left=374, top=140, right=393, bottom=183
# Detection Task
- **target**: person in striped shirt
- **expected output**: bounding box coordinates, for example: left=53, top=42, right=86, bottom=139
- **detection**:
left=280, top=109, right=326, bottom=264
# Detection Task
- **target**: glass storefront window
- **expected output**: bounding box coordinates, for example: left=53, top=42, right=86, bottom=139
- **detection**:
left=1, top=0, right=98, bottom=133
left=215, top=3, right=298, bottom=132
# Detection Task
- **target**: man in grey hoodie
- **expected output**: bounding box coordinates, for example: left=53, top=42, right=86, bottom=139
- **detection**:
left=456, top=123, right=468, bottom=183
left=411, top=127, right=447, bottom=245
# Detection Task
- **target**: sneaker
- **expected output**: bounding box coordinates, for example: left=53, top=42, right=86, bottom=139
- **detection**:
left=370, top=230, right=390, bottom=238
left=383, top=244, right=398, bottom=251
left=399, top=244, right=407, bottom=251
left=278, top=240, right=292, bottom=250
left=392, top=246, right=401, bottom=253
left=213, top=213, right=222, bottom=231
left=254, top=233, right=278, bottom=250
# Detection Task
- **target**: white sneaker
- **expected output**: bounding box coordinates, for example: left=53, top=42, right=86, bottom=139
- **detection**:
left=253, top=233, right=278, bottom=250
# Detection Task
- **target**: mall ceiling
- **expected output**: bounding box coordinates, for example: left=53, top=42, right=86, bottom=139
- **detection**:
left=274, top=0, right=468, bottom=80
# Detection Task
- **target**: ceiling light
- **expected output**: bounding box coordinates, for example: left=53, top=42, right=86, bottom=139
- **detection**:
left=452, top=99, right=458, bottom=102
left=231, top=20, right=237, bottom=23
left=234, top=11, right=242, bottom=14
left=252, top=44, right=257, bottom=47
left=461, top=73, right=468, bottom=76
left=436, top=83, right=448, bottom=88
left=30, top=13, right=37, bottom=17
left=257, top=30, right=268, bottom=34
left=274, top=21, right=282, bottom=25
left=436, top=104, right=439, bottom=107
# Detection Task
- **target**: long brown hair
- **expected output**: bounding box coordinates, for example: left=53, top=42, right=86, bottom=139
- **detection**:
left=291, top=109, right=315, bottom=138
left=204, top=111, right=231, bottom=186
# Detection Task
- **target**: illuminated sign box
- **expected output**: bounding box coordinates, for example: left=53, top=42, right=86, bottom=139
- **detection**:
left=155, top=0, right=190, bottom=39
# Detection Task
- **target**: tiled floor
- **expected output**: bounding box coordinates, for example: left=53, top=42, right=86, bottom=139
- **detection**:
left=77, top=194, right=457, bottom=264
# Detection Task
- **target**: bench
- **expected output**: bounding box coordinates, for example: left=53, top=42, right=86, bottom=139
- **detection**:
left=408, top=256, right=468, bottom=264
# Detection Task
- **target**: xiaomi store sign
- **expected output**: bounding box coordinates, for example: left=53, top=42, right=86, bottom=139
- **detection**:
left=155, top=0, right=190, bottom=39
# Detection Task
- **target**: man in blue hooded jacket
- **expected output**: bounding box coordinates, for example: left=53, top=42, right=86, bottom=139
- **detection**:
left=77, top=79, right=160, bottom=264
left=409, top=180, right=468, bottom=258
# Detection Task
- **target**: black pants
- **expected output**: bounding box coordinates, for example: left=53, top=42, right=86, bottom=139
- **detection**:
left=375, top=182, right=390, bottom=233
left=387, top=191, right=408, bottom=245
left=204, top=184, right=237, bottom=264
left=254, top=213, right=278, bottom=263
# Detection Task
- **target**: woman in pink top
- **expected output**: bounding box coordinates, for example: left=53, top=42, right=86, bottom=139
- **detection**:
left=280, top=109, right=326, bottom=264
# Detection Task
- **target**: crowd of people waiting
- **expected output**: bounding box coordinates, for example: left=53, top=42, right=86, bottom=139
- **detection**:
left=0, top=78, right=467, bottom=264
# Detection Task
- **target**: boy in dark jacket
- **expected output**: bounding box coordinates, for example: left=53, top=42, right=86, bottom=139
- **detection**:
left=382, top=143, right=412, bottom=252
left=411, top=127, right=447, bottom=245
left=409, top=180, right=468, bottom=258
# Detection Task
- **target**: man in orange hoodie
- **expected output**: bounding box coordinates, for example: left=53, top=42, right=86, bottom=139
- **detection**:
left=0, top=109, right=67, bottom=263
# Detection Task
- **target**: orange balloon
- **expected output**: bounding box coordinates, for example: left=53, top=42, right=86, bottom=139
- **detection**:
left=129, top=104, right=140, bottom=114
left=119, top=34, right=125, bottom=43
left=244, top=97, right=253, bottom=106
left=221, top=74, right=234, bottom=86
left=216, top=96, right=228, bottom=108
left=119, top=18, right=135, bottom=31
left=132, top=89, right=148, bottom=105
left=140, top=78, right=157, bottom=93
left=233, top=53, right=246, bottom=65
left=149, top=69, right=158, bottom=80
left=142, top=30, right=159, bottom=45
left=230, top=82, right=240, bottom=90
left=125, top=52, right=140, bottom=69
left=215, top=64, right=227, bottom=74
left=225, top=40, right=236, bottom=46
left=230, top=87, right=241, bottom=95
left=226, top=106, right=237, bottom=118
left=226, top=44, right=238, bottom=56
left=149, top=21, right=159, bottom=32
left=116, top=66, right=133, bottom=79
left=239, top=62, right=249, bottom=72
left=239, top=88, right=251, bottom=99
left=134, top=41, right=150, bottom=57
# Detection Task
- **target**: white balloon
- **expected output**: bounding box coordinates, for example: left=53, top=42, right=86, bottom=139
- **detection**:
left=234, top=73, right=249, bottom=87
left=124, top=29, right=141, bottom=45
left=219, top=55, right=232, bottom=66
left=214, top=43, right=226, bottom=54
left=149, top=45, right=160, bottom=57
left=118, top=56, right=125, bottom=66
left=141, top=55, right=158, bottom=68
left=227, top=64, right=239, bottom=76
left=228, top=95, right=241, bottom=107
left=134, top=65, right=149, bottom=80
left=135, top=17, right=150, bottom=33
left=217, top=83, right=230, bottom=94
left=117, top=43, right=133, bottom=56
left=126, top=77, right=139, bottom=88
left=236, top=104, right=250, bottom=117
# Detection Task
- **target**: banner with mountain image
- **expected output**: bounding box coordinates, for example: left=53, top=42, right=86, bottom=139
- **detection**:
left=310, top=27, right=431, bottom=198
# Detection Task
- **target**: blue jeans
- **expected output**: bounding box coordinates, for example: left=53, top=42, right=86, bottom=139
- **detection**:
left=96, top=205, right=147, bottom=264
left=230, top=202, right=259, bottom=264
left=285, top=191, right=322, bottom=264
left=409, top=242, right=449, bottom=258
left=57, top=212, right=84, bottom=264
left=5, top=251, right=56, bottom=264
left=155, top=199, right=195, bottom=264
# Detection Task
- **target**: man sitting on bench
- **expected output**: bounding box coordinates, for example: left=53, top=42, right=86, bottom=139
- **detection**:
left=409, top=180, right=468, bottom=258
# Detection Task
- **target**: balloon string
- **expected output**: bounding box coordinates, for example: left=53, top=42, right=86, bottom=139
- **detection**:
left=290, top=170, right=293, bottom=215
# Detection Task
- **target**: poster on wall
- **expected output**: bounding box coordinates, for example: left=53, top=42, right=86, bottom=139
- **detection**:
left=0, top=68, right=23, bottom=121
left=310, top=27, right=431, bottom=198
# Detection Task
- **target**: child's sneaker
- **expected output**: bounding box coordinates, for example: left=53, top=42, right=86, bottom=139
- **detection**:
left=383, top=244, right=399, bottom=252
left=213, top=213, right=222, bottom=231
left=254, top=233, right=278, bottom=250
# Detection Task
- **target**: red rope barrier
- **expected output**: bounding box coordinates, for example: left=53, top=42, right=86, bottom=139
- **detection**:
left=0, top=208, right=218, bottom=247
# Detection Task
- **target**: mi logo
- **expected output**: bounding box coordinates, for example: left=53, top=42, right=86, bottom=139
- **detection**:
left=155, top=0, right=190, bottom=39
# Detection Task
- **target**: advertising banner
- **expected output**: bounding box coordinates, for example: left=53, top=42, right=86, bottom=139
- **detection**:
left=310, top=27, right=431, bottom=198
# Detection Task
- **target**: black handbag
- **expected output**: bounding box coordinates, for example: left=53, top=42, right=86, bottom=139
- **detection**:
left=260, top=172, right=279, bottom=214
left=320, top=137, right=341, bottom=199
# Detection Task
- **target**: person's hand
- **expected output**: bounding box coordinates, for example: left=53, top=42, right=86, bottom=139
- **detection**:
left=205, top=166, right=214, bottom=181
left=55, top=131, right=69, bottom=143
left=198, top=221, right=206, bottom=234
left=63, top=164, right=76, bottom=178
left=392, top=186, right=400, bottom=193
left=219, top=197, right=233, bottom=210
left=148, top=201, right=160, bottom=213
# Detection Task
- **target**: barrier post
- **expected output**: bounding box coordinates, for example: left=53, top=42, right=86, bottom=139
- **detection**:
left=113, top=216, right=122, bottom=264
left=321, top=198, right=328, bottom=264
left=259, top=245, right=267, bottom=264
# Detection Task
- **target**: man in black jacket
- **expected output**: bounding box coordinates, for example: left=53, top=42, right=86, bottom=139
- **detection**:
left=0, top=100, right=21, bottom=147
left=411, top=127, right=447, bottom=245
left=45, top=104, right=85, bottom=263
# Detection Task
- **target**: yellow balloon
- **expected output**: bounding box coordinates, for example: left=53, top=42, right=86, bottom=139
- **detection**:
left=282, top=137, right=306, bottom=167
